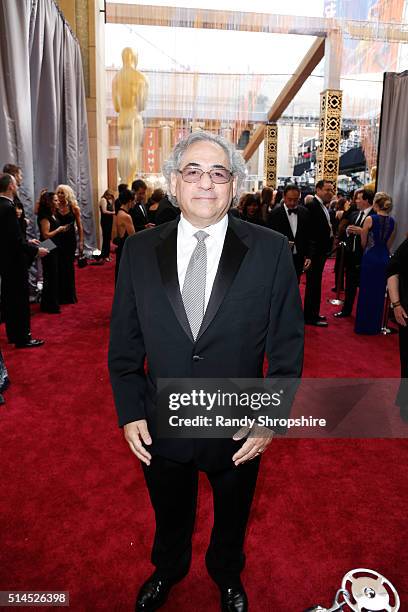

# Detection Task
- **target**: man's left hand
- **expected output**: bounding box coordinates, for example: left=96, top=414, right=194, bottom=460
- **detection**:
left=303, top=258, right=312, bottom=271
left=29, top=238, right=41, bottom=246
left=232, top=424, right=274, bottom=466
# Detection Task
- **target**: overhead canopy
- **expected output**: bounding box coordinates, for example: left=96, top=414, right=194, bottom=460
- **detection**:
left=339, top=146, right=366, bottom=172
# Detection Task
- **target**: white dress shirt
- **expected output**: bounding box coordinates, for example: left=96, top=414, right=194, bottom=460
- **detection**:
left=284, top=203, right=298, bottom=254
left=352, top=206, right=372, bottom=251
left=361, top=205, right=372, bottom=222
left=177, top=214, right=228, bottom=310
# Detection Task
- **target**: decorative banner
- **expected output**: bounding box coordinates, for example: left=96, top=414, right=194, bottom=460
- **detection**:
left=325, top=0, right=405, bottom=74
left=142, top=127, right=159, bottom=173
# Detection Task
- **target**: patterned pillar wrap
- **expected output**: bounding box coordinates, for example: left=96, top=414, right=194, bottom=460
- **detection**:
left=316, top=89, right=343, bottom=184
left=264, top=123, right=278, bottom=188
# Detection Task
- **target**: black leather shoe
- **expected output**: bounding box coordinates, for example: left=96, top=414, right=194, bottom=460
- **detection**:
left=305, top=320, right=328, bottom=327
left=333, top=311, right=350, bottom=318
left=15, top=338, right=45, bottom=348
left=0, top=394, right=5, bottom=405
left=318, top=315, right=327, bottom=321
left=135, top=574, right=176, bottom=611
left=220, top=585, right=248, bottom=612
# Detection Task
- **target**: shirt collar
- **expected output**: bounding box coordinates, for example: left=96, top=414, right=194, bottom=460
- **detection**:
left=315, top=195, right=324, bottom=206
left=284, top=203, right=297, bottom=214
left=1, top=195, right=14, bottom=203
left=179, top=213, right=228, bottom=240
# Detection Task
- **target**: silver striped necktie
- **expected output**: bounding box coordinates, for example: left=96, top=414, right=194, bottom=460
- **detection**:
left=182, top=230, right=209, bottom=341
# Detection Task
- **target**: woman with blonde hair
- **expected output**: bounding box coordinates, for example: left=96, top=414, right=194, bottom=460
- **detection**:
left=354, top=191, right=396, bottom=334
left=99, top=188, right=115, bottom=261
left=55, top=184, right=83, bottom=303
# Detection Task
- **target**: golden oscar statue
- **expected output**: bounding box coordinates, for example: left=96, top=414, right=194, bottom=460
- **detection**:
left=364, top=165, right=377, bottom=193
left=112, top=48, right=149, bottom=185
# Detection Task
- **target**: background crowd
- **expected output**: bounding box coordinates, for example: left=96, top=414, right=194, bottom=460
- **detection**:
left=0, top=164, right=86, bottom=404
left=1, top=165, right=406, bottom=414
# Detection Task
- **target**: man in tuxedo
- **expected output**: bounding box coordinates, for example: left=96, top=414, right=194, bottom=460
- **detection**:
left=334, top=189, right=374, bottom=318
left=303, top=180, right=335, bottom=327
left=3, top=163, right=42, bottom=298
left=268, top=183, right=311, bottom=282
left=0, top=174, right=47, bottom=348
left=109, top=132, right=303, bottom=612
left=130, top=178, right=154, bottom=231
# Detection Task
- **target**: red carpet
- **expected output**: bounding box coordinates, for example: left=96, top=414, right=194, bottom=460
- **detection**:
left=1, top=259, right=407, bottom=611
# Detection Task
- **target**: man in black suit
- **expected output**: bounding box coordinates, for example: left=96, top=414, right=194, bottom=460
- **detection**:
left=3, top=163, right=40, bottom=297
left=334, top=189, right=374, bottom=318
left=303, top=179, right=335, bottom=327
left=109, top=132, right=303, bottom=612
left=268, top=183, right=311, bottom=282
left=155, top=193, right=180, bottom=225
left=2, top=164, right=26, bottom=228
left=130, top=178, right=155, bottom=231
left=0, top=174, right=47, bottom=348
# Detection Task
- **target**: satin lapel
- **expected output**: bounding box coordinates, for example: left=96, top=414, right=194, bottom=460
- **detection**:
left=196, top=219, right=249, bottom=342
left=155, top=221, right=194, bottom=342
left=140, top=204, right=148, bottom=220
left=280, top=206, right=294, bottom=241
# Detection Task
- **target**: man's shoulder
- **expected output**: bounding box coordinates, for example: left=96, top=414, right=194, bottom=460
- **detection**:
left=309, top=197, right=320, bottom=209
left=126, top=219, right=178, bottom=250
left=0, top=196, right=14, bottom=213
left=297, top=205, right=310, bottom=218
left=268, top=205, right=285, bottom=218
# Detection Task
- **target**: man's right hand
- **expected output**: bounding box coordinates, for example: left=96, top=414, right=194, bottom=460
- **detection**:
left=37, top=247, right=49, bottom=258
left=123, top=419, right=152, bottom=465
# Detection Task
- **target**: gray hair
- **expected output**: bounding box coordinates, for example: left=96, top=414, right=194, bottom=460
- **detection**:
left=162, top=130, right=247, bottom=207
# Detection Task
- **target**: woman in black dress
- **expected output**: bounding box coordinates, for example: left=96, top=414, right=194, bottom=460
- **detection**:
left=99, top=189, right=115, bottom=261
left=146, top=188, right=164, bottom=225
left=115, top=189, right=135, bottom=284
left=55, top=185, right=83, bottom=304
left=37, top=192, right=70, bottom=313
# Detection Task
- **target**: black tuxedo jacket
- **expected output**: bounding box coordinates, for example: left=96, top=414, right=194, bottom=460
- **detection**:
left=0, top=196, right=37, bottom=275
left=344, top=208, right=375, bottom=259
left=108, top=214, right=304, bottom=470
left=307, top=197, right=333, bottom=257
left=267, top=204, right=311, bottom=259
left=130, top=202, right=149, bottom=231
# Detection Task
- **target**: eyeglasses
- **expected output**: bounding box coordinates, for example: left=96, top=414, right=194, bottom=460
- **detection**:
left=178, top=166, right=232, bottom=184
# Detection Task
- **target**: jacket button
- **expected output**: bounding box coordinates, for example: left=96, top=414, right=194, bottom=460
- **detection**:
left=192, top=355, right=203, bottom=362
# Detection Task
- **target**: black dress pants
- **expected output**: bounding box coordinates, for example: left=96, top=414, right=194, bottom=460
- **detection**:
left=1, top=267, right=31, bottom=343
left=142, top=454, right=260, bottom=587
left=292, top=254, right=305, bottom=283
left=342, top=251, right=361, bottom=315
left=304, top=254, right=327, bottom=321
